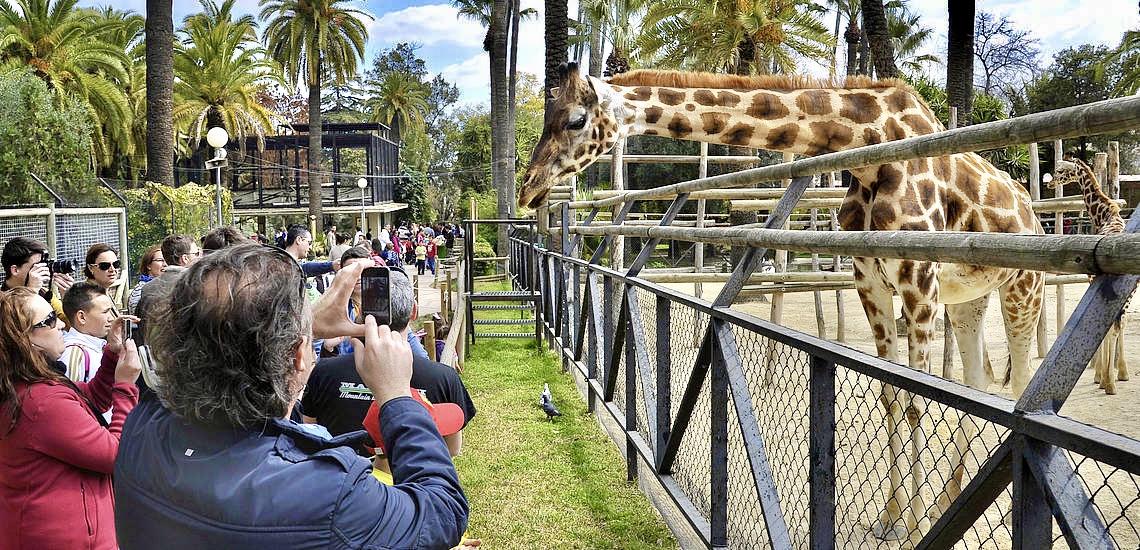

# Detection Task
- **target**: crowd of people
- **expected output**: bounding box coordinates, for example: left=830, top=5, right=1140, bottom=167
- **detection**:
left=0, top=220, right=477, bottom=549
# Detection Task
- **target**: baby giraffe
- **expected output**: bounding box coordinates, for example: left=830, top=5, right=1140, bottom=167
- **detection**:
left=1046, top=157, right=1130, bottom=394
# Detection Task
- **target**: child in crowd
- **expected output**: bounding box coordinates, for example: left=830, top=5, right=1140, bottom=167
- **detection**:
left=415, top=243, right=427, bottom=275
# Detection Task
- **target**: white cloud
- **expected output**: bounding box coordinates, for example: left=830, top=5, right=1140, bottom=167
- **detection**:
left=370, top=4, right=486, bottom=48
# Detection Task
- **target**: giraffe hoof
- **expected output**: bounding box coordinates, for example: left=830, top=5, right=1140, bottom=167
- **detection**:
left=1119, top=373, right=1129, bottom=381
left=871, top=519, right=908, bottom=541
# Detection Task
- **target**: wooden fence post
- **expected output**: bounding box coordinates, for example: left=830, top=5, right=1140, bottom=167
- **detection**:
left=1108, top=141, right=1120, bottom=199
left=1053, top=139, right=1066, bottom=337
left=424, top=320, right=436, bottom=361
left=1030, top=142, right=1049, bottom=358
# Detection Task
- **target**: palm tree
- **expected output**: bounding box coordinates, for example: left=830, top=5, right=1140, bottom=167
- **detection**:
left=175, top=0, right=278, bottom=153
left=885, top=0, right=938, bottom=75
left=0, top=0, right=132, bottom=168
left=146, top=0, right=175, bottom=185
left=1103, top=29, right=1140, bottom=97
left=260, top=0, right=369, bottom=222
left=580, top=0, right=649, bottom=75
left=365, top=72, right=429, bottom=136
left=90, top=7, right=146, bottom=179
left=639, top=0, right=833, bottom=75
left=545, top=0, right=569, bottom=97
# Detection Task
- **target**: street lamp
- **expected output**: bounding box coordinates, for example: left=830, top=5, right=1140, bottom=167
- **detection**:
left=206, top=127, right=229, bottom=226
left=357, top=177, right=368, bottom=238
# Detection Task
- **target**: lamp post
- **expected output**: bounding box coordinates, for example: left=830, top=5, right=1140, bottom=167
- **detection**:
left=357, top=177, right=368, bottom=238
left=206, top=127, right=229, bottom=226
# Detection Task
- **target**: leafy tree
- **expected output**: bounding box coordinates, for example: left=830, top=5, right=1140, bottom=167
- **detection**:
left=0, top=70, right=96, bottom=205
left=0, top=0, right=131, bottom=168
left=90, top=7, right=147, bottom=180
left=973, top=11, right=1040, bottom=97
left=320, top=70, right=367, bottom=121
left=1025, top=44, right=1125, bottom=157
left=260, top=0, right=370, bottom=222
left=368, top=42, right=428, bottom=81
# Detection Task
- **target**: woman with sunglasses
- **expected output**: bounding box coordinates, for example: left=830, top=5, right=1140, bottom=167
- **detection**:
left=127, top=245, right=165, bottom=315
left=84, top=243, right=121, bottom=293
left=0, top=288, right=141, bottom=549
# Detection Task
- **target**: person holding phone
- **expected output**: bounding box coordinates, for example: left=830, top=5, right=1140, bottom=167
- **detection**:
left=0, top=287, right=141, bottom=550
left=113, top=246, right=468, bottom=549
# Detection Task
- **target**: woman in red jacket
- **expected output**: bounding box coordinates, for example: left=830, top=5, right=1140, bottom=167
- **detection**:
left=0, top=287, right=141, bottom=550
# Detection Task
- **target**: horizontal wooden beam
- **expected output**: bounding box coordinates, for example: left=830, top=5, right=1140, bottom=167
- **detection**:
left=571, top=95, right=1140, bottom=209
left=593, top=154, right=762, bottom=164
left=569, top=225, right=1140, bottom=275
left=585, top=187, right=848, bottom=202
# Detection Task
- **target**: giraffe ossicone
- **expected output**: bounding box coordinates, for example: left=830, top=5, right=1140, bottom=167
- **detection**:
left=521, top=63, right=1046, bottom=543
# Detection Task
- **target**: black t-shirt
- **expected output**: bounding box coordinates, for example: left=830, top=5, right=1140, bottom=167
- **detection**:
left=302, top=351, right=477, bottom=455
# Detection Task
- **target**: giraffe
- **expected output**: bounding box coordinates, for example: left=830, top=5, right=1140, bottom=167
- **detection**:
left=1045, top=157, right=1130, bottom=394
left=518, top=63, right=1046, bottom=544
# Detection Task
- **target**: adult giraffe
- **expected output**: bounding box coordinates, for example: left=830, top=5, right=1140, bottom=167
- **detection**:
left=518, top=63, right=1045, bottom=542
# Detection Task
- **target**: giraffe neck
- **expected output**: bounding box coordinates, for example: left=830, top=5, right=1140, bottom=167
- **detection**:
left=594, top=77, right=942, bottom=158
left=1075, top=171, right=1122, bottom=231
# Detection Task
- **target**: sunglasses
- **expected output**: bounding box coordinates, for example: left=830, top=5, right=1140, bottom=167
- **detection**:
left=31, top=311, right=59, bottom=330
left=90, top=260, right=121, bottom=271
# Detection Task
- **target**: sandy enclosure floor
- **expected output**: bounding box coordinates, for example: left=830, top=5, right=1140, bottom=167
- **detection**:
left=613, top=279, right=1140, bottom=549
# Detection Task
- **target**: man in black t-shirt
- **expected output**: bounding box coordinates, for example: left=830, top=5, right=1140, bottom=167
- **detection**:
left=302, top=257, right=475, bottom=456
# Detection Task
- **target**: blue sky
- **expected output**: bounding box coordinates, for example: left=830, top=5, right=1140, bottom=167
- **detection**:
left=83, top=0, right=1138, bottom=107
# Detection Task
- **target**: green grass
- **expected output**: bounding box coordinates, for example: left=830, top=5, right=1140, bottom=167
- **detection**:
left=453, top=337, right=677, bottom=549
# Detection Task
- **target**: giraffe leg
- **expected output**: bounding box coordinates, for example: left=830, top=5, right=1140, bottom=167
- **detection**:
left=852, top=259, right=908, bottom=541
left=898, top=263, right=937, bottom=546
left=1101, top=324, right=1118, bottom=395
left=1116, top=320, right=1129, bottom=381
left=999, top=271, right=1044, bottom=398
left=931, top=295, right=990, bottom=520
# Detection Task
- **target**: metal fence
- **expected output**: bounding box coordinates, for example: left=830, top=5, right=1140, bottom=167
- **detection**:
left=500, top=91, right=1140, bottom=549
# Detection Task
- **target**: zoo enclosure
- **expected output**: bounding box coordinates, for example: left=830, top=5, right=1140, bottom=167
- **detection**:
left=506, top=93, right=1140, bottom=549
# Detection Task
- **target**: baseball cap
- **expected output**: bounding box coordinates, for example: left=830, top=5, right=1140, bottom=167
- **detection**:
left=362, top=388, right=465, bottom=455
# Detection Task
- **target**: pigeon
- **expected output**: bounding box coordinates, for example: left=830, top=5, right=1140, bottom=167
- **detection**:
left=540, top=383, right=561, bottom=420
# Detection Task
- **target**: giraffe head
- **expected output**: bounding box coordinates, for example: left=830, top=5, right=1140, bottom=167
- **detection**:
left=1043, top=156, right=1089, bottom=190
left=518, top=62, right=626, bottom=208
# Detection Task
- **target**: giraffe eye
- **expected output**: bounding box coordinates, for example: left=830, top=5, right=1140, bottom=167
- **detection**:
left=566, top=114, right=587, bottom=130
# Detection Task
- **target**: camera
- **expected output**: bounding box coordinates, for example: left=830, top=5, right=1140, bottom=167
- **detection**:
left=42, top=257, right=77, bottom=275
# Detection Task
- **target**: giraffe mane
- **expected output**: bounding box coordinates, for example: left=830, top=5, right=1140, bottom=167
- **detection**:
left=606, top=69, right=915, bottom=93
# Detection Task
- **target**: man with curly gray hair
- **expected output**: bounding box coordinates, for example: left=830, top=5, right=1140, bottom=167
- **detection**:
left=112, top=244, right=468, bottom=549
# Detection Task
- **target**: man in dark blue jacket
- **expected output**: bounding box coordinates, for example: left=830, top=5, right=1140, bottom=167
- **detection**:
left=114, top=245, right=468, bottom=549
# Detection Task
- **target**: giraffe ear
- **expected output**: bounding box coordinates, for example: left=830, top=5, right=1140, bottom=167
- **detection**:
left=549, top=86, right=562, bottom=99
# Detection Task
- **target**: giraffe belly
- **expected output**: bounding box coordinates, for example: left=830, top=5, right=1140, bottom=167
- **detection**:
left=937, top=263, right=1013, bottom=304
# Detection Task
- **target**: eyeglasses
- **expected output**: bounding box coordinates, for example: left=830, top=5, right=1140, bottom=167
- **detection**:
left=30, top=311, right=58, bottom=330
left=90, top=260, right=121, bottom=271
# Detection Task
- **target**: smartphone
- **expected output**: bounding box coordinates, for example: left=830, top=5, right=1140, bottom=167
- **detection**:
left=123, top=319, right=133, bottom=342
left=360, top=266, right=392, bottom=326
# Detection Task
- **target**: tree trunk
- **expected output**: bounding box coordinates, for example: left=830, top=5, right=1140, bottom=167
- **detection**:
left=947, top=2, right=976, bottom=125
left=588, top=10, right=604, bottom=78
left=145, top=0, right=174, bottom=186
left=861, top=0, right=898, bottom=78
left=307, top=70, right=324, bottom=224
left=490, top=0, right=513, bottom=254
left=544, top=0, right=569, bottom=102
left=844, top=17, right=860, bottom=77
left=858, top=28, right=870, bottom=76
left=830, top=6, right=842, bottom=78
left=508, top=0, right=520, bottom=136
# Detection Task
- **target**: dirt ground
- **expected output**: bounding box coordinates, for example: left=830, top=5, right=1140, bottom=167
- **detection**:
left=646, top=280, right=1140, bottom=549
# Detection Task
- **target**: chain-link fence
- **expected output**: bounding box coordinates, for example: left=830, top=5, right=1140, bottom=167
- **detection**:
left=509, top=222, right=1140, bottom=549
